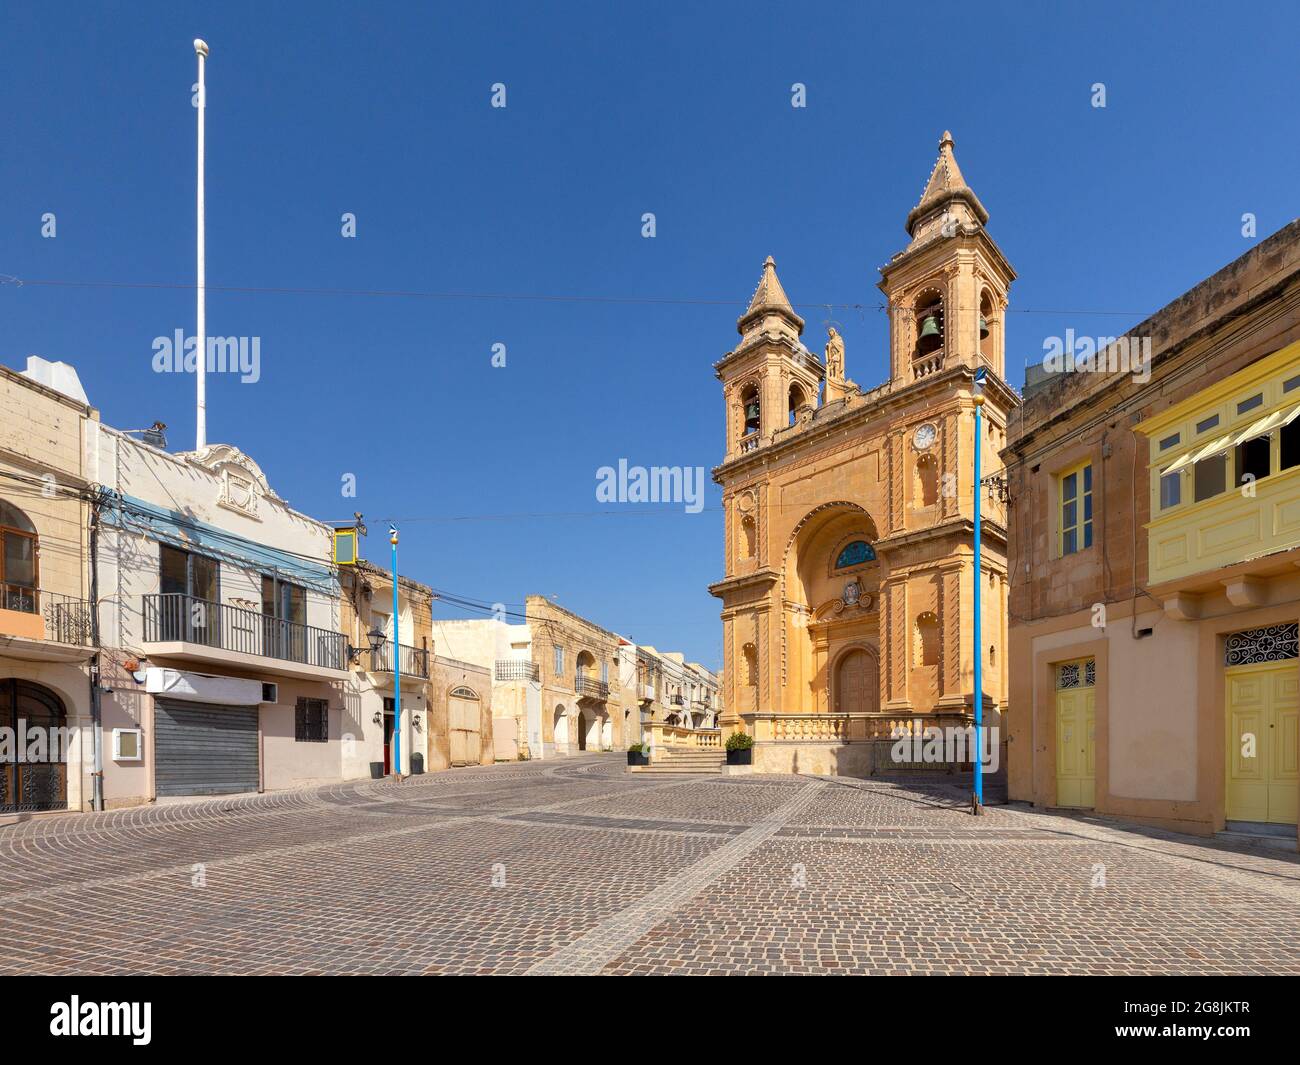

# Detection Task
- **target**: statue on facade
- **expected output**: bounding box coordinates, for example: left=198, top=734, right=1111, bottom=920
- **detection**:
left=825, top=327, right=844, bottom=380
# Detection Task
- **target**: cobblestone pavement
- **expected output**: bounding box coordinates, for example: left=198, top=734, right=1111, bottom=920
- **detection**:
left=1, top=754, right=1297, bottom=975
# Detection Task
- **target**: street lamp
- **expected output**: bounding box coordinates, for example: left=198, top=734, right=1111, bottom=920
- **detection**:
left=346, top=625, right=387, bottom=665
left=389, top=525, right=402, bottom=781
left=971, top=367, right=987, bottom=816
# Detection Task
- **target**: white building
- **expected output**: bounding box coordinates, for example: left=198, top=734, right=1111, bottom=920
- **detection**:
left=91, top=428, right=352, bottom=802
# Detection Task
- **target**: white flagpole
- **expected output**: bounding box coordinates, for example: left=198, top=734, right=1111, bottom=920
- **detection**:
left=194, top=38, right=209, bottom=450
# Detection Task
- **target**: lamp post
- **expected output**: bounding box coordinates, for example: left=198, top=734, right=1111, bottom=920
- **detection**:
left=971, top=371, right=986, bottom=816
left=389, top=526, right=402, bottom=781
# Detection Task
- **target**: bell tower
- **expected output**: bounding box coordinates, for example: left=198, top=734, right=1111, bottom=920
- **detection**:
left=718, top=256, right=824, bottom=460
left=879, top=131, right=1015, bottom=389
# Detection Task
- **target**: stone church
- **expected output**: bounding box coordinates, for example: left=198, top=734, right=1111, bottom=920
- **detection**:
left=709, top=132, right=1016, bottom=775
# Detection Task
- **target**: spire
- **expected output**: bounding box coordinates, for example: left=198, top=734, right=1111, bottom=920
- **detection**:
left=905, top=130, right=989, bottom=237
left=737, top=255, right=805, bottom=336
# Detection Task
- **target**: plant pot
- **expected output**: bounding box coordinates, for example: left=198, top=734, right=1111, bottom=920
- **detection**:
left=726, top=747, right=752, bottom=766
left=627, top=751, right=649, bottom=766
left=369, top=761, right=385, bottom=779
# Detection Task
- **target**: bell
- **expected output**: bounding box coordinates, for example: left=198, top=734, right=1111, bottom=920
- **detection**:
left=918, top=314, right=940, bottom=339
left=744, top=400, right=760, bottom=422
left=979, top=316, right=990, bottom=340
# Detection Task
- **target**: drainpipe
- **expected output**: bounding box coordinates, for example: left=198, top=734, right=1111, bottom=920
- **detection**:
left=88, top=490, right=105, bottom=812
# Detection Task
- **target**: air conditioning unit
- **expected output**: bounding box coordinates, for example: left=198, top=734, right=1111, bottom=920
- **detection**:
left=261, top=682, right=279, bottom=704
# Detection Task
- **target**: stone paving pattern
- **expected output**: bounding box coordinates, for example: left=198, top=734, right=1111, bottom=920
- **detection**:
left=0, top=755, right=1297, bottom=975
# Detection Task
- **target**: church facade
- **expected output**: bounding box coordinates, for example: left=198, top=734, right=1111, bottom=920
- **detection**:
left=709, top=133, right=1016, bottom=776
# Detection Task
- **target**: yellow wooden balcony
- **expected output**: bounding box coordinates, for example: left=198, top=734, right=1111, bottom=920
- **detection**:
left=1141, top=340, right=1300, bottom=586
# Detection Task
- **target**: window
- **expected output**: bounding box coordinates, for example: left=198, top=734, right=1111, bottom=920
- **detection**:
left=1235, top=435, right=1271, bottom=488
left=1237, top=393, right=1264, bottom=415
left=1196, top=413, right=1220, bottom=434
left=0, top=499, right=38, bottom=613
left=601, top=660, right=609, bottom=685
left=914, top=613, right=939, bottom=667
left=263, top=576, right=307, bottom=661
left=1283, top=418, right=1300, bottom=471
left=112, top=727, right=143, bottom=761
left=295, top=697, right=328, bottom=742
left=1158, top=432, right=1180, bottom=451
left=1159, top=470, right=1182, bottom=510
left=1059, top=463, right=1093, bottom=555
left=834, top=541, right=876, bottom=569
left=159, top=545, right=220, bottom=643
left=553, top=644, right=564, bottom=677
left=1193, top=452, right=1227, bottom=501
left=1285, top=374, right=1300, bottom=394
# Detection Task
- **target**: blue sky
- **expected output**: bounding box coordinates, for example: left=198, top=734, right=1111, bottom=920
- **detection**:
left=3, top=1, right=1298, bottom=669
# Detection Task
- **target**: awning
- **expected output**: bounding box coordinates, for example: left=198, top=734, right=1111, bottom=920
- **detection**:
left=144, top=667, right=263, bottom=706
left=1163, top=432, right=1231, bottom=474
left=1227, top=401, right=1300, bottom=448
left=1160, top=400, right=1300, bottom=475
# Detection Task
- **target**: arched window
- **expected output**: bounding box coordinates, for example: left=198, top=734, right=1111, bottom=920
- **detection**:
left=915, top=455, right=939, bottom=507
left=0, top=500, right=38, bottom=613
left=788, top=382, right=807, bottom=426
left=740, top=514, right=757, bottom=558
left=834, top=540, right=876, bottom=570
left=914, top=294, right=944, bottom=359
left=742, top=643, right=758, bottom=687
left=740, top=384, right=761, bottom=439
left=979, top=290, right=995, bottom=364
left=449, top=686, right=479, bottom=700
left=915, top=612, right=939, bottom=667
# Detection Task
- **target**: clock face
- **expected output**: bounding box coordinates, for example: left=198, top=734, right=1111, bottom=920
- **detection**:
left=913, top=423, right=937, bottom=451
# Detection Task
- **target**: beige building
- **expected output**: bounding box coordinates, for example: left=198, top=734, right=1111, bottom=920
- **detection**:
left=429, top=617, right=540, bottom=761
left=0, top=359, right=98, bottom=814
left=1004, top=220, right=1300, bottom=844
left=342, top=559, right=494, bottom=776
left=710, top=133, right=1014, bottom=776
left=529, top=596, right=636, bottom=755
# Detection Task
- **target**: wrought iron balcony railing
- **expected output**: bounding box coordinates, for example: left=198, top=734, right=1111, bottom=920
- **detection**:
left=0, top=585, right=94, bottom=646
left=671, top=693, right=685, bottom=706
left=575, top=673, right=609, bottom=699
left=142, top=593, right=346, bottom=671
left=370, top=640, right=430, bottom=679
left=495, top=659, right=540, bottom=682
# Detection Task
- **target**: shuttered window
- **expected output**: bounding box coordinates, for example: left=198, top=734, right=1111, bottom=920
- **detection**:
left=295, top=697, right=328, bottom=742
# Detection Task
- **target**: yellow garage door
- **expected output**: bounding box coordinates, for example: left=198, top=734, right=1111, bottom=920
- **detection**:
left=1226, top=663, right=1299, bottom=826
left=1055, top=657, right=1096, bottom=809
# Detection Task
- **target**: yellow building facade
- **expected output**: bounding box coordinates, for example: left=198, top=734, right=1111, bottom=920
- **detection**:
left=710, top=133, right=1014, bottom=775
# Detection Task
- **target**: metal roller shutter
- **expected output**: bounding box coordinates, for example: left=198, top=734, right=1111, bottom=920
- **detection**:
left=155, top=699, right=259, bottom=797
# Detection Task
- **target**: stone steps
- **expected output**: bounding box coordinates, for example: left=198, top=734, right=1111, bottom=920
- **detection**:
left=627, top=747, right=725, bottom=775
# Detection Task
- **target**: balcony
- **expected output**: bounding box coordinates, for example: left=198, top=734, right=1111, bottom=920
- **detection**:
left=0, top=586, right=95, bottom=661
left=639, top=683, right=656, bottom=702
left=142, top=593, right=348, bottom=680
left=575, top=673, right=609, bottom=700
left=739, top=433, right=761, bottom=454
left=495, top=659, right=540, bottom=682
left=671, top=693, right=685, bottom=706
left=370, top=640, right=430, bottom=679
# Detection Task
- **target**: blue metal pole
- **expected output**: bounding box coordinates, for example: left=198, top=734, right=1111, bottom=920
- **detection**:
left=972, top=396, right=984, bottom=811
left=390, top=527, right=401, bottom=779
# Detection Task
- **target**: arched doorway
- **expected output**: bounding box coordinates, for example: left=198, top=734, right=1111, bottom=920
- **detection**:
left=553, top=704, right=569, bottom=753
left=1, top=679, right=68, bottom=811
left=575, top=710, right=587, bottom=751
left=833, top=647, right=878, bottom=713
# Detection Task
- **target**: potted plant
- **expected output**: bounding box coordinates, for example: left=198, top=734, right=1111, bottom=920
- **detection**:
left=725, top=731, right=754, bottom=766
left=626, top=742, right=649, bottom=766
